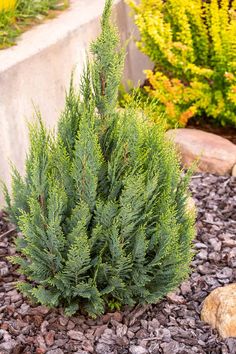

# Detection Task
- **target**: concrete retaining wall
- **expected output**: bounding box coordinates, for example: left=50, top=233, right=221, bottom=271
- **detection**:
left=0, top=0, right=152, bottom=205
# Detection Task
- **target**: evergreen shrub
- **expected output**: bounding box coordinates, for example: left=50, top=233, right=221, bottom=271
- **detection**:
left=4, top=0, right=195, bottom=317
left=128, top=0, right=236, bottom=128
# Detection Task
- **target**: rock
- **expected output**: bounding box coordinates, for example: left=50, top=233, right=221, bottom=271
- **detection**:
left=166, top=129, right=236, bottom=175
left=232, top=163, right=236, bottom=176
left=129, top=345, right=148, bottom=354
left=67, top=330, right=84, bottom=341
left=201, top=284, right=236, bottom=338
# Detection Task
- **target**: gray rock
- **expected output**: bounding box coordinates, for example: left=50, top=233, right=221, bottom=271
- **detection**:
left=166, top=128, right=236, bottom=175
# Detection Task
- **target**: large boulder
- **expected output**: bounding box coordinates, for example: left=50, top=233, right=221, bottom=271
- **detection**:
left=166, top=129, right=236, bottom=175
left=201, top=284, right=236, bottom=338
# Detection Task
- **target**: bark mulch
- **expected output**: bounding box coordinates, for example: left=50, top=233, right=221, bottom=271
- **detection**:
left=0, top=173, right=236, bottom=354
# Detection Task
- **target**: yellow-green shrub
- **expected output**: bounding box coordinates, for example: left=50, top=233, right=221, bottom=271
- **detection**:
left=128, top=0, right=236, bottom=127
left=0, top=0, right=16, bottom=12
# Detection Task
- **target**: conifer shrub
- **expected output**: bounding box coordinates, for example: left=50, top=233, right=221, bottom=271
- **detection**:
left=4, top=0, right=195, bottom=317
left=128, top=0, right=236, bottom=128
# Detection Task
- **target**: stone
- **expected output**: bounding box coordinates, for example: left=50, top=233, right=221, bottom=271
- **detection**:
left=201, top=284, right=236, bottom=338
left=67, top=330, right=84, bottom=341
left=166, top=129, right=236, bottom=175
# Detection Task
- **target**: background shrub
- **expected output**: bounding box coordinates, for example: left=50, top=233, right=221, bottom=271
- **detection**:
left=4, top=0, right=195, bottom=317
left=128, top=0, right=236, bottom=128
left=0, top=0, right=68, bottom=48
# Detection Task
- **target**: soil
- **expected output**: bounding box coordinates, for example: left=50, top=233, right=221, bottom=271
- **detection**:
left=0, top=173, right=236, bottom=354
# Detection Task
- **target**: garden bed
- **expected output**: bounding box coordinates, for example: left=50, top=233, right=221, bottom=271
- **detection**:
left=0, top=173, right=235, bottom=354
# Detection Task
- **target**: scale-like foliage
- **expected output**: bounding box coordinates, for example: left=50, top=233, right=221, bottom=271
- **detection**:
left=5, top=0, right=195, bottom=317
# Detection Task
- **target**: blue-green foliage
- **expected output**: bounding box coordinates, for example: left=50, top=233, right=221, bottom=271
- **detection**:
left=5, top=0, right=195, bottom=317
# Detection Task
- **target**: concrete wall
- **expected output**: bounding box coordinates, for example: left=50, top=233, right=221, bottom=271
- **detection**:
left=0, top=0, right=152, bottom=205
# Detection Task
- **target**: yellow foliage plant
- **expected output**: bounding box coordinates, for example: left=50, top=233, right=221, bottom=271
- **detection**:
left=128, top=0, right=236, bottom=128
left=0, top=0, right=16, bottom=12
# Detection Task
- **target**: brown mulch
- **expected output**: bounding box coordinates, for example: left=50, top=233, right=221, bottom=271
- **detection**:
left=0, top=174, right=236, bottom=354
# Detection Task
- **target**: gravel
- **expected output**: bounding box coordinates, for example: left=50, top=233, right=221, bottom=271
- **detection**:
left=0, top=173, right=235, bottom=354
